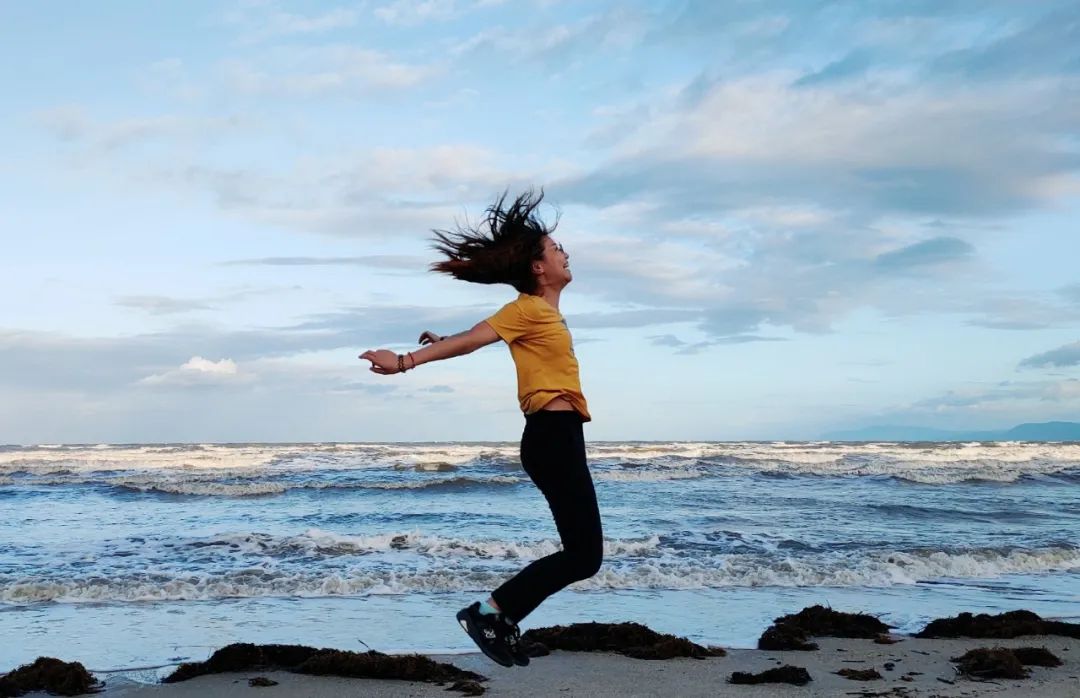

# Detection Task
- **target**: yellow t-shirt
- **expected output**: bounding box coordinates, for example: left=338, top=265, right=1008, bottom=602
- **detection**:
left=485, top=293, right=591, bottom=421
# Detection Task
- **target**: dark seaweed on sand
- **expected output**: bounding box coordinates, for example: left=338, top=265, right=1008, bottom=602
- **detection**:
left=774, top=605, right=892, bottom=639
left=757, top=623, right=819, bottom=651
left=756, top=605, right=891, bottom=650
left=951, top=645, right=1063, bottom=679
left=950, top=648, right=1028, bottom=679
left=0, top=657, right=103, bottom=697
left=1010, top=646, right=1063, bottom=667
left=522, top=621, right=726, bottom=659
left=835, top=667, right=883, bottom=681
left=162, top=643, right=486, bottom=694
left=728, top=665, right=812, bottom=685
left=917, top=610, right=1080, bottom=639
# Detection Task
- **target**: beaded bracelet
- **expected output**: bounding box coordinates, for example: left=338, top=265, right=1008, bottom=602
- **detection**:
left=396, top=352, right=416, bottom=373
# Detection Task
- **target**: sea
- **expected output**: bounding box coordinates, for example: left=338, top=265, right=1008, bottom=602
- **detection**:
left=2, top=441, right=1079, bottom=677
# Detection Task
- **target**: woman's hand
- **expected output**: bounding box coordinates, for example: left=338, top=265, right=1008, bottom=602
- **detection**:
left=359, top=349, right=400, bottom=375
left=418, top=330, right=445, bottom=345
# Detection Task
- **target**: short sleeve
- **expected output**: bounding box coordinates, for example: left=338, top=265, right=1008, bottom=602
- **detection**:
left=485, top=300, right=531, bottom=344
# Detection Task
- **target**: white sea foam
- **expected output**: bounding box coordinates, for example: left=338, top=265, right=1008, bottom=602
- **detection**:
left=4, top=546, right=1075, bottom=603
left=725, top=457, right=1080, bottom=484
left=117, top=481, right=291, bottom=497
left=2, top=442, right=1078, bottom=485
left=360, top=476, right=522, bottom=490
left=3, top=472, right=525, bottom=496
left=0, top=445, right=285, bottom=472
left=594, top=470, right=707, bottom=482
left=185, top=529, right=664, bottom=560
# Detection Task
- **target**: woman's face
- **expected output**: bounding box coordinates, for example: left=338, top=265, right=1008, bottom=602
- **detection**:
left=535, top=236, right=571, bottom=288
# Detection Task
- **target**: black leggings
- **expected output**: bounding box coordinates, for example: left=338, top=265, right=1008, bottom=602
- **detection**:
left=491, top=410, right=604, bottom=623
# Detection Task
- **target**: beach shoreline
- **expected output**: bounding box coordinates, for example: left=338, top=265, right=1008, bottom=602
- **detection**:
left=101, top=635, right=1079, bottom=697
left=14, top=633, right=1075, bottom=697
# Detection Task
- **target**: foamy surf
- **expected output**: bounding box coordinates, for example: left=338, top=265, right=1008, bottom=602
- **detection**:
left=4, top=545, right=1075, bottom=604
left=4, top=442, right=1078, bottom=487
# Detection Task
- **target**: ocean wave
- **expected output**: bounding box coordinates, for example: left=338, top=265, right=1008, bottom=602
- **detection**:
left=867, top=503, right=1060, bottom=523
left=3, top=442, right=1078, bottom=485
left=5, top=474, right=525, bottom=497
left=357, top=476, right=522, bottom=491
left=180, top=529, right=664, bottom=560
left=594, top=470, right=707, bottom=482
left=3, top=529, right=665, bottom=569
left=708, top=457, right=1080, bottom=484
left=115, top=481, right=291, bottom=497
left=0, top=444, right=287, bottom=472
left=4, top=545, right=1076, bottom=604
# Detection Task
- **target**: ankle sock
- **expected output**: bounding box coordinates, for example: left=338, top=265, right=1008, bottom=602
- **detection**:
left=478, top=600, right=500, bottom=616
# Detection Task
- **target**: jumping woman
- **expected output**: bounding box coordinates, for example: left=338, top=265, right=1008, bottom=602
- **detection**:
left=359, top=190, right=602, bottom=667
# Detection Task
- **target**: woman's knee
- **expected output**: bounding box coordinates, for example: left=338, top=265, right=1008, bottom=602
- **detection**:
left=567, top=544, right=603, bottom=581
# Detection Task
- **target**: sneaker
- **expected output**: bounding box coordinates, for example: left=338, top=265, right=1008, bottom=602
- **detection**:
left=500, top=615, right=531, bottom=667
left=456, top=602, right=514, bottom=667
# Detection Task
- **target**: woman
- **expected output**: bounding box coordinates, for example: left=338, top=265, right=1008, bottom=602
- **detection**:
left=359, top=190, right=602, bottom=668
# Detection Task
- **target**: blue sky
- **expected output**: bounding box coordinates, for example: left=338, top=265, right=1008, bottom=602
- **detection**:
left=2, top=0, right=1079, bottom=443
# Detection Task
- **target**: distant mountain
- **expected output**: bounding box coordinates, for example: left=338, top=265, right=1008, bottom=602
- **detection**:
left=821, top=421, right=1080, bottom=442
left=1004, top=421, right=1080, bottom=441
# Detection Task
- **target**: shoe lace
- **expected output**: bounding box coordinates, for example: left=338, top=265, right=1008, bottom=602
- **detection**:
left=501, top=617, right=522, bottom=651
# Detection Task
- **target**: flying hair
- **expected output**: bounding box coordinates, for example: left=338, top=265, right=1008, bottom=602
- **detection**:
left=429, top=189, right=559, bottom=294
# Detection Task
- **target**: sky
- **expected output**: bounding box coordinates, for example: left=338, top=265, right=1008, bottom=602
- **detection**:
left=2, top=0, right=1079, bottom=443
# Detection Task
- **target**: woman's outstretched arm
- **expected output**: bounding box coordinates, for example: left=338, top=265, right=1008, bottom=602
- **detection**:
left=360, top=321, right=500, bottom=375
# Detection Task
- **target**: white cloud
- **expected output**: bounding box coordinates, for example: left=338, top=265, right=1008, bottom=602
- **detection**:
left=373, top=0, right=511, bottom=26
left=221, top=47, right=439, bottom=94
left=139, top=357, right=251, bottom=387
left=139, top=143, right=545, bottom=237
left=1019, top=341, right=1080, bottom=369
left=116, top=296, right=214, bottom=316
left=452, top=8, right=644, bottom=63
left=375, top=0, right=459, bottom=25
left=35, top=108, right=252, bottom=152
left=572, top=71, right=1080, bottom=217
left=225, top=2, right=361, bottom=42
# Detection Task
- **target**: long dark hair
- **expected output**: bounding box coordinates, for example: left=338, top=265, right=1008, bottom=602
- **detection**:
left=430, top=189, right=558, bottom=295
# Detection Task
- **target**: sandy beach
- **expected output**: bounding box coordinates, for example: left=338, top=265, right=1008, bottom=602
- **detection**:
left=53, top=633, right=1072, bottom=697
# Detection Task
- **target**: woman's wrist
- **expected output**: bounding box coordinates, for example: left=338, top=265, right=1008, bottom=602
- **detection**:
left=396, top=352, right=418, bottom=373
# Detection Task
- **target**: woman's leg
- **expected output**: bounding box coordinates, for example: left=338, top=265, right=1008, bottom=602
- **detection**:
left=491, top=411, right=603, bottom=623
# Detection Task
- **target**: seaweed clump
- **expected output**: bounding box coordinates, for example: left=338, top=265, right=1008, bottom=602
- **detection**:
left=950, top=648, right=1027, bottom=679
left=163, top=643, right=485, bottom=694
left=0, top=657, right=103, bottom=696
left=917, top=610, right=1080, bottom=639
left=728, top=666, right=812, bottom=686
left=951, top=646, right=1063, bottom=679
left=522, top=622, right=725, bottom=660
left=1011, top=646, right=1063, bottom=667
left=835, top=668, right=883, bottom=681
left=757, top=623, right=818, bottom=651
left=774, top=605, right=892, bottom=638
left=756, top=605, right=891, bottom=650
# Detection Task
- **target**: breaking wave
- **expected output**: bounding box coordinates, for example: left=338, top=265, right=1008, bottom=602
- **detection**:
left=5, top=544, right=1075, bottom=604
